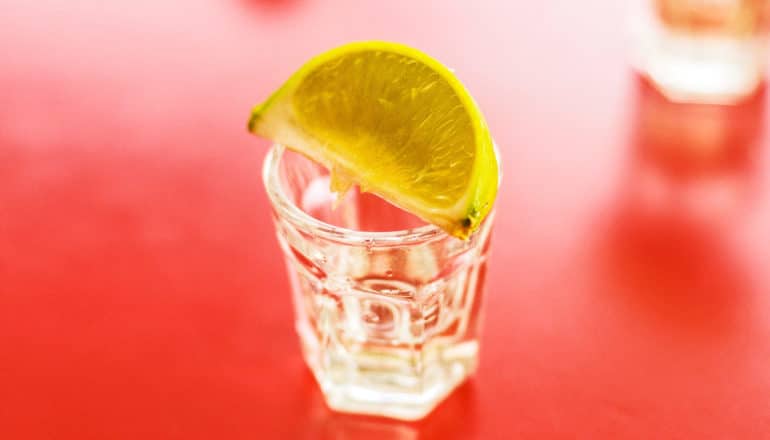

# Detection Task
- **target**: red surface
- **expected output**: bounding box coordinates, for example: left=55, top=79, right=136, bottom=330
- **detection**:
left=2, top=1, right=770, bottom=438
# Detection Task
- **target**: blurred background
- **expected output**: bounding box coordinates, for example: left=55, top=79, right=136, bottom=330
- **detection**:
left=2, top=0, right=770, bottom=438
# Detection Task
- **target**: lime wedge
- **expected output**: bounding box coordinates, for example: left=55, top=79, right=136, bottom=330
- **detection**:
left=249, top=41, right=498, bottom=239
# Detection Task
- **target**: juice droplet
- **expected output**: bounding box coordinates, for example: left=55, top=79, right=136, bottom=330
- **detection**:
left=329, top=167, right=354, bottom=209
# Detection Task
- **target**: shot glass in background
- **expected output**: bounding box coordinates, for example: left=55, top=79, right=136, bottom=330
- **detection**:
left=262, top=145, right=495, bottom=421
left=632, top=0, right=770, bottom=103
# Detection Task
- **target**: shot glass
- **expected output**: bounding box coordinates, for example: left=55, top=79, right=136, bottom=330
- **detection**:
left=632, top=0, right=770, bottom=103
left=262, top=145, right=494, bottom=420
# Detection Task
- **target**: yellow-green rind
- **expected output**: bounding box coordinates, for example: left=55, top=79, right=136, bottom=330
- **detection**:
left=248, top=41, right=498, bottom=240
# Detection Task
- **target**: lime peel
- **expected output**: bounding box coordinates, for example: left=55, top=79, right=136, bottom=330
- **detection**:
left=249, top=41, right=498, bottom=239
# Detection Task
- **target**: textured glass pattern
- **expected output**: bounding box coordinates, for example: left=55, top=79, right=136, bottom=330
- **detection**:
left=263, top=146, right=493, bottom=420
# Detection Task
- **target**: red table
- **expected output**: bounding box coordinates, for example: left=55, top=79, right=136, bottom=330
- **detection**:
left=3, top=1, right=770, bottom=438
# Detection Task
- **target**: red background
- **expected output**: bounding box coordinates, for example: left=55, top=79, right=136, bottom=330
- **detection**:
left=2, top=0, right=770, bottom=438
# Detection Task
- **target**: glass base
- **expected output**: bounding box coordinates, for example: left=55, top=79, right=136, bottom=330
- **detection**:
left=298, top=320, right=478, bottom=420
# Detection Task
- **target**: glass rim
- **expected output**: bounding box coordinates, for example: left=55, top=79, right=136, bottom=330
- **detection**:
left=262, top=144, right=449, bottom=246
